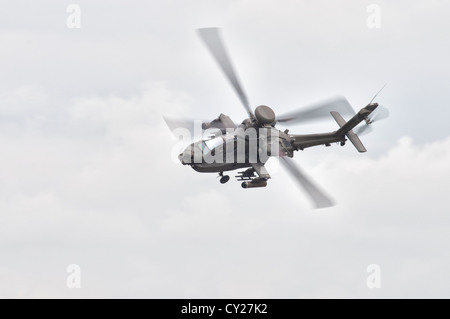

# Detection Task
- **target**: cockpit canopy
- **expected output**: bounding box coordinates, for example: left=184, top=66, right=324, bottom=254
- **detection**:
left=196, top=136, right=225, bottom=155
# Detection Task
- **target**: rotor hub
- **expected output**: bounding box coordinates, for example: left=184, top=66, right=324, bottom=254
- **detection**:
left=255, top=105, right=275, bottom=124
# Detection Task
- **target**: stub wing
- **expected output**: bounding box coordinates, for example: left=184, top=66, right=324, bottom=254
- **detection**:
left=251, top=162, right=271, bottom=179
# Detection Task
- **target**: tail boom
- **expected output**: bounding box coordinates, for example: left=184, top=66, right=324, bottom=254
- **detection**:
left=331, top=103, right=378, bottom=153
left=287, top=103, right=378, bottom=152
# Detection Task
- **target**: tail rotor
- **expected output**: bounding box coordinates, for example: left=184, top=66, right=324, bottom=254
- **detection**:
left=355, top=105, right=390, bottom=136
left=355, top=84, right=390, bottom=136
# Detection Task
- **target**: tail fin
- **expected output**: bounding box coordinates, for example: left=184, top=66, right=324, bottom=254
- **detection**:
left=331, top=111, right=367, bottom=153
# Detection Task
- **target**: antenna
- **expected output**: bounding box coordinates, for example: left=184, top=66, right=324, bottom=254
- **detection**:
left=368, top=83, right=387, bottom=105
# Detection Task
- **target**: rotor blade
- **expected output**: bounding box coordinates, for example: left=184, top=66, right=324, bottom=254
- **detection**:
left=355, top=124, right=373, bottom=136
left=198, top=28, right=252, bottom=116
left=354, top=106, right=389, bottom=136
left=276, top=96, right=355, bottom=125
left=370, top=105, right=390, bottom=122
left=280, top=156, right=335, bottom=209
left=368, top=83, right=387, bottom=105
left=163, top=116, right=206, bottom=138
left=163, top=115, right=238, bottom=138
left=369, top=83, right=387, bottom=104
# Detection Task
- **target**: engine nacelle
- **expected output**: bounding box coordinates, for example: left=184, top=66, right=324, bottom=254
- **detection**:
left=241, top=179, right=268, bottom=189
left=255, top=105, right=275, bottom=125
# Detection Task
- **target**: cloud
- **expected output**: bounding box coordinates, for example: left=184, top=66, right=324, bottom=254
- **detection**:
left=3, top=79, right=449, bottom=298
left=1, top=1, right=450, bottom=299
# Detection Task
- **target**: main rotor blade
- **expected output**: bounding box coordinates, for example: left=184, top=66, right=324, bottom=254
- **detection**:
left=276, top=96, right=355, bottom=125
left=198, top=28, right=253, bottom=116
left=280, top=156, right=335, bottom=209
left=163, top=115, right=238, bottom=139
left=163, top=116, right=207, bottom=139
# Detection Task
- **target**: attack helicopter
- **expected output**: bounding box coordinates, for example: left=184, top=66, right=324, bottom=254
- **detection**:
left=164, top=28, right=388, bottom=208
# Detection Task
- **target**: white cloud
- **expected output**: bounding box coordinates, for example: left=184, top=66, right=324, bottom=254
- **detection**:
left=1, top=0, right=450, bottom=299
left=1, top=79, right=449, bottom=297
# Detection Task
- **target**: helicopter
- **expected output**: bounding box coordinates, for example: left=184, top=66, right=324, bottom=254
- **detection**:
left=164, top=28, right=389, bottom=208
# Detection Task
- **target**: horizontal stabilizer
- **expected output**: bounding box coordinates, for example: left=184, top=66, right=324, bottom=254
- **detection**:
left=331, top=111, right=346, bottom=127
left=346, top=131, right=367, bottom=153
left=331, top=111, right=367, bottom=153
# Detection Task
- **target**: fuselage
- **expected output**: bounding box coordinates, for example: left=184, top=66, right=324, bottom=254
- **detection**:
left=177, top=103, right=378, bottom=174
left=178, top=123, right=292, bottom=173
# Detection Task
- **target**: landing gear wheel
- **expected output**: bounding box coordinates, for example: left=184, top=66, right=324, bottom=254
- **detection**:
left=220, top=175, right=230, bottom=184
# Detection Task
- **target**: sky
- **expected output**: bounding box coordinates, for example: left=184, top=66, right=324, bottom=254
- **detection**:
left=0, top=0, right=449, bottom=298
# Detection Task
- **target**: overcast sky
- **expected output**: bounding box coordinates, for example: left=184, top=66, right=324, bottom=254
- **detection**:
left=1, top=0, right=449, bottom=298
